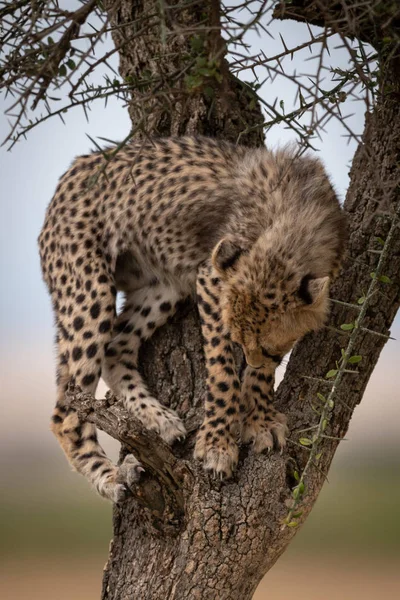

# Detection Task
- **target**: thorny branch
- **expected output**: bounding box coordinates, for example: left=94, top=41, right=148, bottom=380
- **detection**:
left=1, top=0, right=396, bottom=151
left=284, top=200, right=400, bottom=527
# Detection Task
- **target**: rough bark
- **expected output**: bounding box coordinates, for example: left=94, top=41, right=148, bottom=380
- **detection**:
left=88, top=2, right=400, bottom=598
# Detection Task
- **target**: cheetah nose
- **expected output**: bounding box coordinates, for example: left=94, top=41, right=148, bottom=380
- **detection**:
left=246, top=360, right=263, bottom=369
left=244, top=348, right=264, bottom=369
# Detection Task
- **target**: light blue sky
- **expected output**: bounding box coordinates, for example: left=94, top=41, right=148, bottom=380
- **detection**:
left=0, top=18, right=398, bottom=466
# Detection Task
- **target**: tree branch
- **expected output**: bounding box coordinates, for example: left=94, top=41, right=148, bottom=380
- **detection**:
left=66, top=385, right=193, bottom=531
left=273, top=0, right=400, bottom=47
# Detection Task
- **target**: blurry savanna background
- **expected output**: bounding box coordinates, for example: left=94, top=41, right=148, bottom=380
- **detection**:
left=0, top=3, right=399, bottom=599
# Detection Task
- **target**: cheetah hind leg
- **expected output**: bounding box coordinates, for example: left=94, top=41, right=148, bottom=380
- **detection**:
left=51, top=271, right=145, bottom=503
left=103, top=284, right=187, bottom=444
left=52, top=402, right=145, bottom=503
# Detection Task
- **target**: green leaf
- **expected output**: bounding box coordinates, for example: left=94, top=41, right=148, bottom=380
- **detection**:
left=292, top=487, right=300, bottom=499
left=357, top=296, right=365, bottom=305
left=376, top=237, right=385, bottom=246
left=348, top=355, right=362, bottom=364
left=195, top=56, right=208, bottom=68
left=326, top=369, right=338, bottom=379
left=190, top=35, right=204, bottom=53
left=315, top=452, right=322, bottom=461
left=299, top=438, right=312, bottom=446
left=322, top=419, right=328, bottom=431
left=287, top=520, right=298, bottom=527
left=58, top=64, right=67, bottom=77
left=340, top=323, right=355, bottom=331
left=67, top=59, right=76, bottom=70
left=379, top=275, right=392, bottom=284
left=292, top=511, right=303, bottom=519
left=317, top=392, right=326, bottom=402
left=293, top=471, right=300, bottom=482
left=328, top=399, right=335, bottom=409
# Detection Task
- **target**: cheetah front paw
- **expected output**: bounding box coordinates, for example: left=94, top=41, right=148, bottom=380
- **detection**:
left=242, top=412, right=288, bottom=453
left=130, top=399, right=187, bottom=445
left=99, top=454, right=144, bottom=503
left=194, top=426, right=238, bottom=479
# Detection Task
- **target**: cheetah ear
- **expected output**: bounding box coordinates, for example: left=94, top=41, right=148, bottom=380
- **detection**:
left=212, top=238, right=245, bottom=275
left=298, top=275, right=329, bottom=305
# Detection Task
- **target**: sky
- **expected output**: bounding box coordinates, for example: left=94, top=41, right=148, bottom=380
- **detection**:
left=0, top=16, right=399, bottom=476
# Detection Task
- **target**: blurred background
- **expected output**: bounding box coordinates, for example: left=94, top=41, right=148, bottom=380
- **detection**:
left=0, top=11, right=399, bottom=600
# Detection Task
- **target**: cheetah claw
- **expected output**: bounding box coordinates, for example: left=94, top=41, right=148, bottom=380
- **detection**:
left=242, top=412, right=289, bottom=454
left=194, top=428, right=239, bottom=479
left=100, top=454, right=145, bottom=503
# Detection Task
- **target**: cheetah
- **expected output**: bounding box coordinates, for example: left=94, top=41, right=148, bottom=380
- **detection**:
left=39, top=136, right=346, bottom=501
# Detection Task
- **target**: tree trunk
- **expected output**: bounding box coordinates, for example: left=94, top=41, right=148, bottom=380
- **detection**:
left=97, top=2, right=400, bottom=598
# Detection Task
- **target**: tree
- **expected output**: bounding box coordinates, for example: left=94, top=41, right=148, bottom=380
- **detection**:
left=1, top=1, right=399, bottom=598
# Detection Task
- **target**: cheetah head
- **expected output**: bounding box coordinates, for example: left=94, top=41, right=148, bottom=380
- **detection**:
left=212, top=237, right=330, bottom=368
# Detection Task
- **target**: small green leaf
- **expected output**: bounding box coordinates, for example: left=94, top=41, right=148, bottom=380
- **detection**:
left=292, top=487, right=300, bottom=499
left=357, top=296, right=366, bottom=305
left=58, top=64, right=67, bottom=77
left=348, top=355, right=362, bottom=364
left=379, top=275, right=392, bottom=284
left=293, top=471, right=300, bottom=482
left=287, top=520, right=298, bottom=527
left=299, top=437, right=312, bottom=446
left=315, top=452, right=322, bottom=461
left=292, top=511, right=303, bottom=519
left=67, top=59, right=76, bottom=70
left=190, top=35, right=204, bottom=53
left=340, top=323, right=355, bottom=331
left=376, top=237, right=385, bottom=246
left=326, top=369, right=338, bottom=378
left=328, top=399, right=335, bottom=409
left=317, top=392, right=326, bottom=402
left=322, top=419, right=328, bottom=431
left=298, top=482, right=305, bottom=494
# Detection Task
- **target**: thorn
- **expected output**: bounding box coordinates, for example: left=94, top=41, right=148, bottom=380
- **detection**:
left=306, top=21, right=315, bottom=41
left=279, top=33, right=289, bottom=53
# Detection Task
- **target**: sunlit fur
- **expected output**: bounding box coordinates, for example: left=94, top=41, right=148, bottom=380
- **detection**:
left=39, top=136, right=347, bottom=490
left=212, top=145, right=346, bottom=368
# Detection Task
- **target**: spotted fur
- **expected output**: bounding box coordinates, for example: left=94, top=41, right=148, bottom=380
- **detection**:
left=39, top=136, right=346, bottom=498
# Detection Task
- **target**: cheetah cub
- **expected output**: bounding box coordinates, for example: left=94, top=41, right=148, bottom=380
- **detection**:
left=39, top=136, right=346, bottom=501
